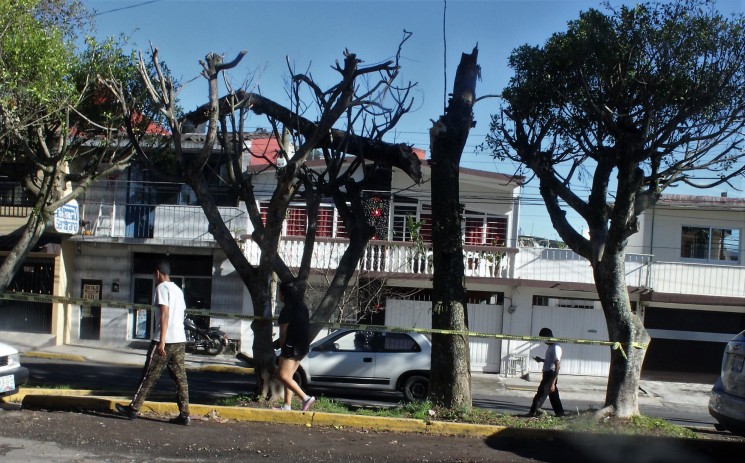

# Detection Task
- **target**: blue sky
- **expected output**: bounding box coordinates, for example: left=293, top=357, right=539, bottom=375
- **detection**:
left=83, top=0, right=744, bottom=239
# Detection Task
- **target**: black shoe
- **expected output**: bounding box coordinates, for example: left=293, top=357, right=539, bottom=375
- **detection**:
left=115, top=403, right=137, bottom=420
left=168, top=414, right=191, bottom=426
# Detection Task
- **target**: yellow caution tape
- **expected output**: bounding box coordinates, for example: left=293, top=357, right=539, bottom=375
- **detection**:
left=0, top=291, right=648, bottom=350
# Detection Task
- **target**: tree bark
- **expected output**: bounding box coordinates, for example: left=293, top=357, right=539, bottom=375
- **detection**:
left=427, top=47, right=479, bottom=409
left=594, top=251, right=651, bottom=417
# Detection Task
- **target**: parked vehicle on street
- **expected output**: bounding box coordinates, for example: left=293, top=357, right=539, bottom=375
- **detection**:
left=293, top=328, right=431, bottom=402
left=709, top=329, right=745, bottom=436
left=0, top=341, right=29, bottom=397
left=184, top=315, right=228, bottom=356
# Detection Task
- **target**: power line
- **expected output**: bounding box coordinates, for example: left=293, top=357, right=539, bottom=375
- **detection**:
left=89, top=0, right=161, bottom=18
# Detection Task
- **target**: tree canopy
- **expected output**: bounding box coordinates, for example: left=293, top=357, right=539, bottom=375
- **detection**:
left=486, top=0, right=745, bottom=417
left=0, top=0, right=161, bottom=291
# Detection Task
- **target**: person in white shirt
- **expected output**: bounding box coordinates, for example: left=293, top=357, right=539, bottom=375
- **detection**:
left=116, top=260, right=191, bottom=425
left=528, top=327, right=565, bottom=417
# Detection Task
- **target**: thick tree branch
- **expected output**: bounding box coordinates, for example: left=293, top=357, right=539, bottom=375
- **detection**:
left=182, top=90, right=422, bottom=183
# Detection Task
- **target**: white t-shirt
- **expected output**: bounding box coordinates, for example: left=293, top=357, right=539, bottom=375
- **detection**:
left=542, top=343, right=562, bottom=372
left=152, top=281, right=187, bottom=343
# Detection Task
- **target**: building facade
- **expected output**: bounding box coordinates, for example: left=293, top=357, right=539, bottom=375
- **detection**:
left=2, top=139, right=744, bottom=378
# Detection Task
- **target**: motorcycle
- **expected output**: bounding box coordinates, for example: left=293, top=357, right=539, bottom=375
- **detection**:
left=184, top=315, right=228, bottom=356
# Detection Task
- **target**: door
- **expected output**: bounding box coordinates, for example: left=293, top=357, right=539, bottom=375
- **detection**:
left=79, top=280, right=101, bottom=340
left=132, top=277, right=153, bottom=339
left=305, top=330, right=378, bottom=388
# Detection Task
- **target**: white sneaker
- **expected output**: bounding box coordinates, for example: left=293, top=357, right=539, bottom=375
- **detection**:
left=301, top=396, right=316, bottom=412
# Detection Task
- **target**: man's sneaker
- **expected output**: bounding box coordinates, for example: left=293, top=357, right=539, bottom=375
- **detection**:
left=168, top=413, right=191, bottom=426
left=115, top=403, right=137, bottom=420
left=301, top=396, right=316, bottom=412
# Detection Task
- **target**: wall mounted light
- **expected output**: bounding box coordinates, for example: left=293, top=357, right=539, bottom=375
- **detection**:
left=111, top=279, right=120, bottom=292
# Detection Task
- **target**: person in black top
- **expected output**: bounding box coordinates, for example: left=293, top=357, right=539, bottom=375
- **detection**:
left=276, top=280, right=315, bottom=411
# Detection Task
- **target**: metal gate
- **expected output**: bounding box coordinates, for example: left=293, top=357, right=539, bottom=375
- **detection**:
left=385, top=299, right=503, bottom=372
left=0, top=257, right=54, bottom=333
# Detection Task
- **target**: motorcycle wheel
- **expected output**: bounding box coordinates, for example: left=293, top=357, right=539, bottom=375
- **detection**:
left=205, top=334, right=225, bottom=356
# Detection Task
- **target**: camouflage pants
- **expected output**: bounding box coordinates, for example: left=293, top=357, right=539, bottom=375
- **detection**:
left=130, top=341, right=189, bottom=415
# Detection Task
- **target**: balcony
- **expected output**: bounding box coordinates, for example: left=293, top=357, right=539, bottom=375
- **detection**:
left=242, top=238, right=516, bottom=278
left=73, top=202, right=745, bottom=297
left=78, top=203, right=247, bottom=245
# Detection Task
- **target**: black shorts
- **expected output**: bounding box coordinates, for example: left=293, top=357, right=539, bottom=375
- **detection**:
left=280, top=342, right=309, bottom=361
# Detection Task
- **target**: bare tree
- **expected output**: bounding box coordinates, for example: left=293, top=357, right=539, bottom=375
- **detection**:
left=132, top=36, right=422, bottom=399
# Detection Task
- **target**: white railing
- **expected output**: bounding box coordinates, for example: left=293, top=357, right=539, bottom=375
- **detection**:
left=649, top=261, right=745, bottom=298
left=243, top=237, right=517, bottom=279
left=513, top=247, right=652, bottom=288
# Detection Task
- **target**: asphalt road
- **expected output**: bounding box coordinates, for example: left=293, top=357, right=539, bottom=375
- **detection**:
left=0, top=405, right=741, bottom=463
left=21, top=356, right=717, bottom=430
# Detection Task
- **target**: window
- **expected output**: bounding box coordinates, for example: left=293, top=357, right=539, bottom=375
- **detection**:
left=286, top=206, right=307, bottom=236
left=463, top=210, right=507, bottom=246
left=380, top=332, right=421, bottom=352
left=681, top=226, right=740, bottom=262
left=533, top=295, right=597, bottom=310
left=419, top=205, right=433, bottom=243
left=391, top=203, right=418, bottom=242
left=316, top=206, right=334, bottom=238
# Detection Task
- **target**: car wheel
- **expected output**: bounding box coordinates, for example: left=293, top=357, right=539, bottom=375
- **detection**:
left=403, top=375, right=429, bottom=402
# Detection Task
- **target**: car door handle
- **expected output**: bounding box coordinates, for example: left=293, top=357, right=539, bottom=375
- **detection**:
left=363, top=357, right=373, bottom=362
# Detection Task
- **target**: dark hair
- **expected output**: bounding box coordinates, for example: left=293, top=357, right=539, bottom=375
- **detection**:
left=539, top=327, right=553, bottom=337
left=279, top=280, right=299, bottom=302
left=156, top=260, right=171, bottom=275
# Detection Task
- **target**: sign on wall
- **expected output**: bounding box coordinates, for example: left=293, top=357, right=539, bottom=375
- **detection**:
left=53, top=199, right=79, bottom=234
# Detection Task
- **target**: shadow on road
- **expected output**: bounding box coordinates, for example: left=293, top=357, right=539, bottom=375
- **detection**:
left=484, top=428, right=744, bottom=463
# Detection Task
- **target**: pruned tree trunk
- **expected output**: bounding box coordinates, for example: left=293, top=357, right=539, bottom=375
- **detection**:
left=594, top=251, right=651, bottom=418
left=428, top=47, right=479, bottom=409
left=0, top=205, right=47, bottom=291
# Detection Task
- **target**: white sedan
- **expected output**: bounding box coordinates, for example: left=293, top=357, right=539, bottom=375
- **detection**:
left=0, top=341, right=29, bottom=397
left=296, top=329, right=431, bottom=402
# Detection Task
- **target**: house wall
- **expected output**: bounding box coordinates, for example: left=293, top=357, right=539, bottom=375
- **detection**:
left=68, top=243, right=131, bottom=345
left=67, top=242, right=258, bottom=348
left=629, top=205, right=745, bottom=263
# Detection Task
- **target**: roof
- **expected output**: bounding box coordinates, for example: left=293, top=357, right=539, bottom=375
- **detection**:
left=656, top=194, right=745, bottom=210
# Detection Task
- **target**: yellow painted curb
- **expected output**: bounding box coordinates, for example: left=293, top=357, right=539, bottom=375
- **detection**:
left=426, top=420, right=508, bottom=437
left=17, top=392, right=508, bottom=437
left=23, top=351, right=87, bottom=362
left=189, top=365, right=254, bottom=375
left=4, top=388, right=120, bottom=403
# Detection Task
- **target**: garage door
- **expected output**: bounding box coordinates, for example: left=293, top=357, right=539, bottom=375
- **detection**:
left=531, top=297, right=609, bottom=376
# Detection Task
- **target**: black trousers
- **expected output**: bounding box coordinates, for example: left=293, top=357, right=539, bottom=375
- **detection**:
left=529, top=370, right=564, bottom=416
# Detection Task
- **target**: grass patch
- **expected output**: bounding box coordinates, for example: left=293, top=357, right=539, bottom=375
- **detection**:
left=26, top=384, right=72, bottom=390
left=216, top=394, right=697, bottom=439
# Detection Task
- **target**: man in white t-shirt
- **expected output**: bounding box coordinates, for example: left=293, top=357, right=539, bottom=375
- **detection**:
left=527, top=327, right=565, bottom=417
left=116, top=260, right=191, bottom=425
